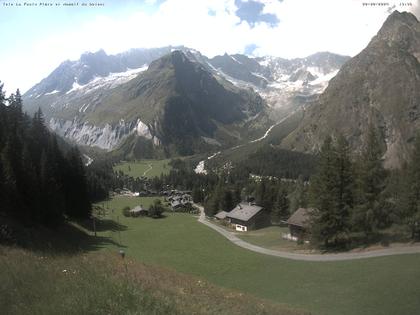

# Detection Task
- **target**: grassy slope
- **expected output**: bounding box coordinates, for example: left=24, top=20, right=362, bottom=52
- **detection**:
left=93, top=196, right=420, bottom=315
left=113, top=159, right=171, bottom=179
left=0, top=246, right=303, bottom=315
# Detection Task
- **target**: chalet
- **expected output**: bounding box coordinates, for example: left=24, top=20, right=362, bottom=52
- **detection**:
left=214, top=211, right=228, bottom=220
left=171, top=200, right=183, bottom=210
left=226, top=203, right=270, bottom=232
left=130, top=205, right=149, bottom=217
left=170, top=198, right=192, bottom=211
left=168, top=193, right=192, bottom=205
left=286, top=208, right=314, bottom=240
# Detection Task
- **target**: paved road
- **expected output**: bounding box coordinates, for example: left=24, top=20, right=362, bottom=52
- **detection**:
left=196, top=205, right=420, bottom=261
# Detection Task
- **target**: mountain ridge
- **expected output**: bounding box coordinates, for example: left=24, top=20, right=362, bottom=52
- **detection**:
left=281, top=10, right=420, bottom=168
left=22, top=46, right=349, bottom=158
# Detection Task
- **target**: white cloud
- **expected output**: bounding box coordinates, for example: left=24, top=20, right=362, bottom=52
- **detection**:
left=0, top=0, right=412, bottom=93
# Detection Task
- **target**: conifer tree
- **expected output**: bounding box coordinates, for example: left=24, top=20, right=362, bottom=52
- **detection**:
left=309, top=136, right=353, bottom=248
left=272, top=187, right=289, bottom=222
left=405, top=134, right=420, bottom=239
left=353, top=125, right=387, bottom=238
left=289, top=175, right=307, bottom=212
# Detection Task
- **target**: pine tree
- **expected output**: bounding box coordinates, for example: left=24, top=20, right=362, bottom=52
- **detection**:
left=405, top=134, right=420, bottom=239
left=272, top=186, right=289, bottom=222
left=64, top=148, right=92, bottom=218
left=335, top=135, right=354, bottom=224
left=289, top=175, right=307, bottom=212
left=309, top=136, right=353, bottom=248
left=353, top=125, right=387, bottom=238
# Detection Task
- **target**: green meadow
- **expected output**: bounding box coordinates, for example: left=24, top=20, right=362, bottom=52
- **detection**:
left=113, top=159, right=171, bottom=179
left=91, top=196, right=420, bottom=315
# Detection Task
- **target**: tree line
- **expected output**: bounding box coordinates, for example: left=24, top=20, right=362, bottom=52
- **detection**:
left=309, top=127, right=420, bottom=248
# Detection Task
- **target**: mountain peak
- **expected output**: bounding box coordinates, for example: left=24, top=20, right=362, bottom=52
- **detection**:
left=385, top=10, right=419, bottom=26
left=373, top=10, right=420, bottom=52
left=377, top=10, right=419, bottom=38
left=148, top=50, right=194, bottom=72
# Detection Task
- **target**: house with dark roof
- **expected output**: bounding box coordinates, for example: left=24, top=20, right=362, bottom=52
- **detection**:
left=226, top=203, right=270, bottom=232
left=286, top=208, right=314, bottom=239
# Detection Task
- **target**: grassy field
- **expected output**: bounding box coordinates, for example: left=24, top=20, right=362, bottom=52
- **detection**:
left=0, top=246, right=304, bottom=315
left=113, top=159, right=171, bottom=179
left=89, top=196, right=420, bottom=315
left=236, top=225, right=312, bottom=251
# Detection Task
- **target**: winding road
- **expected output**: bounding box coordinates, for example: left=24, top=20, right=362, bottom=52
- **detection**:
left=195, top=205, right=420, bottom=262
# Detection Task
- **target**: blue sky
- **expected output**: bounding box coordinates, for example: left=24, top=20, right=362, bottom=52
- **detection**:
left=0, top=0, right=418, bottom=93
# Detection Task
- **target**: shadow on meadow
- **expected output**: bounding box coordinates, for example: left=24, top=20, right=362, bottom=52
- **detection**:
left=77, top=217, right=127, bottom=232
left=0, top=215, right=127, bottom=255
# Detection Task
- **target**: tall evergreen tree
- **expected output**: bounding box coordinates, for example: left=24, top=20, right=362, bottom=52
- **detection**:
left=405, top=134, right=420, bottom=239
left=309, top=136, right=353, bottom=248
left=289, top=175, right=307, bottom=212
left=352, top=125, right=387, bottom=238
left=272, top=186, right=289, bottom=222
left=64, top=148, right=92, bottom=218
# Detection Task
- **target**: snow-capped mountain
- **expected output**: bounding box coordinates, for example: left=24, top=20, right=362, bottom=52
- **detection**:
left=22, top=46, right=348, bottom=156
left=206, top=52, right=350, bottom=111
left=23, top=50, right=270, bottom=156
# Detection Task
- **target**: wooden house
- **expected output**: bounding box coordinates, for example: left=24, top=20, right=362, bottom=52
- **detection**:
left=286, top=208, right=314, bottom=239
left=226, top=203, right=270, bottom=232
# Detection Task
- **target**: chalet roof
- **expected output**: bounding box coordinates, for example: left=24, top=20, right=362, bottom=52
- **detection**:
left=287, top=208, right=314, bottom=228
left=130, top=206, right=146, bottom=213
left=215, top=211, right=228, bottom=219
left=226, top=203, right=263, bottom=222
left=171, top=200, right=182, bottom=207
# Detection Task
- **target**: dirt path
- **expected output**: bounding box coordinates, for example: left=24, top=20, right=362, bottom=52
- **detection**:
left=195, top=205, right=420, bottom=261
left=143, top=164, right=153, bottom=177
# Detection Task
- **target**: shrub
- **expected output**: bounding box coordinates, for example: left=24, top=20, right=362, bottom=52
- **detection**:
left=149, top=199, right=165, bottom=218
left=122, top=206, right=131, bottom=217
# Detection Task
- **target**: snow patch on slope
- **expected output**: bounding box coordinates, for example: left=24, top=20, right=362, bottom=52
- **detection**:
left=66, top=66, right=148, bottom=96
left=45, top=90, right=60, bottom=95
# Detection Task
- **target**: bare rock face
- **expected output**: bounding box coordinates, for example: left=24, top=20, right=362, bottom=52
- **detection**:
left=282, top=11, right=420, bottom=168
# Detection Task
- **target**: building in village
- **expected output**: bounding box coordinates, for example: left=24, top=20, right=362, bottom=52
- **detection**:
left=225, top=203, right=270, bottom=232
left=214, top=211, right=228, bottom=221
left=130, top=205, right=149, bottom=217
left=285, top=207, right=314, bottom=241
left=168, top=193, right=193, bottom=211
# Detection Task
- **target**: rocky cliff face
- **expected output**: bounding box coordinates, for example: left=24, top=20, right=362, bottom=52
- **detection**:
left=49, top=118, right=157, bottom=150
left=281, top=11, right=420, bottom=168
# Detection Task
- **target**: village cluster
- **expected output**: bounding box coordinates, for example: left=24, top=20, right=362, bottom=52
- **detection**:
left=116, top=185, right=312, bottom=243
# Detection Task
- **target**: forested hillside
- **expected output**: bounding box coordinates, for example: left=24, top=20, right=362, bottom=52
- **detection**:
left=0, top=82, right=91, bottom=226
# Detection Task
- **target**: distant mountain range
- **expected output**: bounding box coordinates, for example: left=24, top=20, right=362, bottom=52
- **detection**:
left=281, top=11, right=420, bottom=168
left=23, top=45, right=348, bottom=157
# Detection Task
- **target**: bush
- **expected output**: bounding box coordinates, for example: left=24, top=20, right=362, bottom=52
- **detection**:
left=0, top=225, right=15, bottom=244
left=122, top=206, right=131, bottom=217
left=172, top=204, right=199, bottom=214
left=149, top=199, right=165, bottom=218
